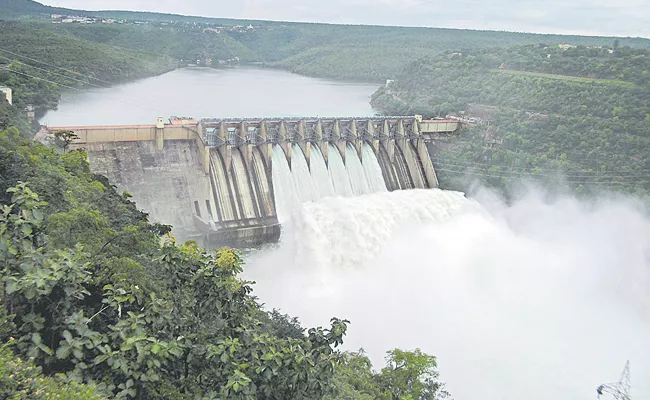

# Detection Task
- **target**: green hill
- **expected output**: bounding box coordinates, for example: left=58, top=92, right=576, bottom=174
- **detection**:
left=0, top=0, right=84, bottom=19
left=3, top=0, right=650, bottom=83
left=371, top=44, right=650, bottom=197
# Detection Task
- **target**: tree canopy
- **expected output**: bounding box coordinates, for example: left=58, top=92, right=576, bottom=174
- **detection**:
left=372, top=44, right=650, bottom=198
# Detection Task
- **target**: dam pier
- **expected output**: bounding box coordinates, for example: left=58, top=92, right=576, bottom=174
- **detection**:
left=48, top=116, right=459, bottom=246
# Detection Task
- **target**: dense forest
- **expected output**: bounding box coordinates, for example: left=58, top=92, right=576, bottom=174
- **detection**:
left=371, top=44, right=650, bottom=198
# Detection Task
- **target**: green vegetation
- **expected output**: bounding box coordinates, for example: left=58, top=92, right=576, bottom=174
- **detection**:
left=326, top=349, right=450, bottom=400
left=0, top=21, right=177, bottom=84
left=0, top=20, right=178, bottom=134
left=0, top=126, right=348, bottom=398
left=0, top=341, right=104, bottom=399
left=0, top=90, right=449, bottom=398
left=371, top=44, right=650, bottom=198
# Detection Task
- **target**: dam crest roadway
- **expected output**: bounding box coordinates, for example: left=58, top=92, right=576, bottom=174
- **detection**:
left=47, top=115, right=460, bottom=246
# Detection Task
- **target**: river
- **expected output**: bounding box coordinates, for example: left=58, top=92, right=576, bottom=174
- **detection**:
left=40, top=66, right=379, bottom=126
left=41, top=67, right=650, bottom=400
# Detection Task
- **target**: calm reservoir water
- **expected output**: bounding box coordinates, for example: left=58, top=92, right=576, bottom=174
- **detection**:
left=40, top=67, right=379, bottom=126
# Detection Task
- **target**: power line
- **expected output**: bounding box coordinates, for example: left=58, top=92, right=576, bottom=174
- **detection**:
left=0, top=54, right=107, bottom=88
left=435, top=167, right=646, bottom=187
left=3, top=67, right=160, bottom=113
left=432, top=159, right=650, bottom=180
left=0, top=47, right=114, bottom=86
left=3, top=67, right=83, bottom=92
left=0, top=47, right=176, bottom=112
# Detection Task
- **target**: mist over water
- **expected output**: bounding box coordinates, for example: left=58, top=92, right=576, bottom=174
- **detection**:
left=245, top=187, right=650, bottom=400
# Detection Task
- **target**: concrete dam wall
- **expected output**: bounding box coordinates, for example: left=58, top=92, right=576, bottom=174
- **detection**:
left=55, top=116, right=458, bottom=247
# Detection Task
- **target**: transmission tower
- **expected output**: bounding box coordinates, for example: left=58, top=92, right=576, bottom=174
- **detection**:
left=597, top=361, right=631, bottom=400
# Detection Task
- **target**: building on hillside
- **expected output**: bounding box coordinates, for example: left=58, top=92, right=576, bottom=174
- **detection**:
left=0, top=87, right=12, bottom=105
left=25, top=105, right=35, bottom=120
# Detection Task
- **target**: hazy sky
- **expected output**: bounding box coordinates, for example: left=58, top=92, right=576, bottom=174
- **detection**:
left=42, top=0, right=650, bottom=38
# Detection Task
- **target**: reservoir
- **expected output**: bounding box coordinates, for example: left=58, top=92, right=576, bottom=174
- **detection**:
left=40, top=66, right=379, bottom=126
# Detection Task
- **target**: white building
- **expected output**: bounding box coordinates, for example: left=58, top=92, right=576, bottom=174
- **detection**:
left=0, top=87, right=12, bottom=105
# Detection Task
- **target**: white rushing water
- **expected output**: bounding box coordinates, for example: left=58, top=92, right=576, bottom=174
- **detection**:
left=310, top=146, right=336, bottom=199
left=345, top=144, right=372, bottom=196
left=362, top=143, right=388, bottom=193
left=248, top=186, right=650, bottom=400
left=271, top=142, right=389, bottom=224
left=290, top=144, right=319, bottom=203
left=327, top=144, right=355, bottom=197
left=271, top=145, right=298, bottom=223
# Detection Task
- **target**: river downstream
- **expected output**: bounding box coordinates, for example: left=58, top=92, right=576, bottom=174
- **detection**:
left=41, top=66, right=379, bottom=126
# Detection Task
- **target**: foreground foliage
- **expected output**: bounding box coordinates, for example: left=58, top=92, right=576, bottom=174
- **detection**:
left=326, top=349, right=450, bottom=400
left=0, top=127, right=450, bottom=399
left=0, top=341, right=103, bottom=399
left=0, top=128, right=350, bottom=398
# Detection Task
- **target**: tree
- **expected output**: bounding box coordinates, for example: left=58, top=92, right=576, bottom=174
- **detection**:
left=53, top=130, right=79, bottom=153
left=377, top=349, right=450, bottom=400
left=0, top=181, right=350, bottom=399
left=326, top=349, right=451, bottom=400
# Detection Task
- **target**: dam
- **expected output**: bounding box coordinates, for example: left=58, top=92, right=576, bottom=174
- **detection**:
left=49, top=116, right=459, bottom=246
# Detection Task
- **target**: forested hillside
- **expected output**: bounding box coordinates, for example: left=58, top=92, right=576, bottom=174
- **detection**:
left=52, top=24, right=259, bottom=63
left=4, top=0, right=650, bottom=83
left=372, top=44, right=650, bottom=198
left=0, top=20, right=178, bottom=134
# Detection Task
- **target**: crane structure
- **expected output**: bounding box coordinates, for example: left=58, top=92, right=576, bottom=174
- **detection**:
left=597, top=361, right=631, bottom=400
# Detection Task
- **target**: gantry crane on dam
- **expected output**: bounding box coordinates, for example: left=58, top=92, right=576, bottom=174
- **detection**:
left=48, top=115, right=460, bottom=246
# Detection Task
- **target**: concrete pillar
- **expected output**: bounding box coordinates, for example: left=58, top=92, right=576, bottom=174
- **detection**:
left=398, top=140, right=425, bottom=188
left=221, top=144, right=232, bottom=173
left=279, top=121, right=288, bottom=142
left=317, top=141, right=328, bottom=166
left=412, top=118, right=421, bottom=137
left=240, top=121, right=247, bottom=144
left=259, top=122, right=268, bottom=142
left=155, top=127, right=164, bottom=150
left=219, top=122, right=227, bottom=146
left=333, top=120, right=346, bottom=164
left=315, top=120, right=323, bottom=141
left=417, top=139, right=438, bottom=188
left=383, top=121, right=394, bottom=162
left=367, top=121, right=379, bottom=154
left=351, top=120, right=362, bottom=161
left=243, top=143, right=253, bottom=169
left=298, top=120, right=306, bottom=142
left=397, top=120, right=405, bottom=139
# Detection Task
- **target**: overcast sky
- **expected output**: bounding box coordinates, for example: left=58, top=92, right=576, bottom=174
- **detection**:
left=42, top=0, right=650, bottom=38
